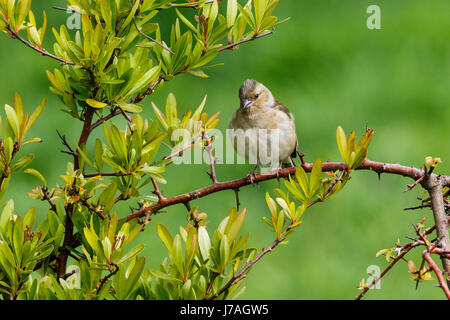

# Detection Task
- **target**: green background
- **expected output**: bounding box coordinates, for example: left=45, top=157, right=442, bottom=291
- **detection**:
left=0, top=0, right=449, bottom=299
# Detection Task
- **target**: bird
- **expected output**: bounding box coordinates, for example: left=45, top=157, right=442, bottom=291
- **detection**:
left=229, top=79, right=298, bottom=182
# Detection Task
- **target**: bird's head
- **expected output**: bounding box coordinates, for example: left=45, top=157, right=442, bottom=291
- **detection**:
left=238, top=79, right=274, bottom=110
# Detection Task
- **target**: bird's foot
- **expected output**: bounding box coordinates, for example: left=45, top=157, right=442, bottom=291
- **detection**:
left=246, top=166, right=259, bottom=184
left=297, top=152, right=306, bottom=166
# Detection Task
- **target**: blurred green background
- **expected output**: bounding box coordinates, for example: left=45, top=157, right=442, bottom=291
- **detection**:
left=1, top=0, right=449, bottom=299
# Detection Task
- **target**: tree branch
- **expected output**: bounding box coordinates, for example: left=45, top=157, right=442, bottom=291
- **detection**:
left=355, top=225, right=436, bottom=300
left=57, top=108, right=96, bottom=279
left=207, top=237, right=283, bottom=300
left=423, top=175, right=450, bottom=286
left=218, top=30, right=274, bottom=52
left=122, top=158, right=450, bottom=222
left=6, top=26, right=74, bottom=65
left=423, top=250, right=450, bottom=299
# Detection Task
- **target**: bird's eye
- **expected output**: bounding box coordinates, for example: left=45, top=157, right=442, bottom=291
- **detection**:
left=254, top=93, right=260, bottom=99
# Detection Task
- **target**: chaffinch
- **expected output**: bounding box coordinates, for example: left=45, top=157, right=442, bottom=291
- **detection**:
left=229, top=79, right=298, bottom=181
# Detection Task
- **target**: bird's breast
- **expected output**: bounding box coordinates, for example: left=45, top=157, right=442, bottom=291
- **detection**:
left=229, top=107, right=297, bottom=165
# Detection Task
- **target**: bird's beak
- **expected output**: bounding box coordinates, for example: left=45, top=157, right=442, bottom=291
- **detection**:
left=242, top=99, right=252, bottom=109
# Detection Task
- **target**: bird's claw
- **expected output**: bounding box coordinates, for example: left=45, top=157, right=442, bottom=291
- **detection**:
left=246, top=171, right=257, bottom=184
left=246, top=166, right=259, bottom=184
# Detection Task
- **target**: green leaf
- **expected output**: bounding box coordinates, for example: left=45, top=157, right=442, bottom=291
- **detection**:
left=227, top=0, right=238, bottom=27
left=94, top=138, right=104, bottom=172
left=25, top=98, right=46, bottom=134
left=219, top=235, right=230, bottom=267
left=83, top=227, right=101, bottom=256
left=24, top=168, right=46, bottom=185
left=139, top=165, right=165, bottom=175
left=254, top=0, right=266, bottom=26
left=117, top=243, right=145, bottom=265
left=157, top=224, right=173, bottom=255
left=309, top=158, right=322, bottom=197
left=31, top=244, right=53, bottom=262
left=336, top=126, right=348, bottom=164
left=151, top=269, right=182, bottom=282
left=175, top=8, right=198, bottom=34
left=120, top=103, right=142, bottom=113
left=23, top=207, right=36, bottom=229
left=165, top=93, right=178, bottom=129
left=227, top=208, right=246, bottom=244
left=13, top=215, right=24, bottom=264
left=198, top=226, right=211, bottom=261
left=5, top=104, right=19, bottom=139
left=172, top=234, right=184, bottom=275
left=86, top=99, right=108, bottom=109
left=151, top=102, right=168, bottom=130
left=10, top=154, right=34, bottom=172
left=295, top=166, right=310, bottom=199
left=0, top=199, right=14, bottom=234
left=126, top=65, right=161, bottom=97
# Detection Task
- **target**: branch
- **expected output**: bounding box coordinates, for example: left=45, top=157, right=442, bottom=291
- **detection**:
left=122, top=159, right=450, bottom=222
left=162, top=136, right=201, bottom=161
left=127, top=0, right=173, bottom=54
left=90, top=109, right=122, bottom=132
left=203, top=130, right=218, bottom=184
left=84, top=172, right=131, bottom=178
left=423, top=250, right=450, bottom=299
left=56, top=130, right=76, bottom=156
left=151, top=178, right=165, bottom=201
left=132, top=76, right=164, bottom=104
left=218, top=30, right=274, bottom=52
left=96, top=263, right=119, bottom=295
left=131, top=15, right=173, bottom=54
left=6, top=26, right=74, bottom=65
left=355, top=224, right=436, bottom=300
left=58, top=108, right=96, bottom=279
left=165, top=1, right=214, bottom=9
left=41, top=187, right=58, bottom=213
left=207, top=237, right=284, bottom=300
left=424, top=176, right=450, bottom=286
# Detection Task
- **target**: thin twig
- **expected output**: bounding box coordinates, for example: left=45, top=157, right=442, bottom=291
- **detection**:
left=204, top=272, right=218, bottom=298
left=218, top=30, right=274, bottom=52
left=404, top=175, right=425, bottom=193
left=41, top=187, right=58, bottom=213
left=355, top=245, right=414, bottom=300
left=90, top=109, right=122, bottom=131
left=203, top=130, right=218, bottom=184
left=423, top=250, right=450, bottom=299
left=129, top=0, right=173, bottom=54
left=165, top=0, right=214, bottom=10
left=96, top=263, right=119, bottom=294
left=132, top=76, right=164, bottom=104
left=151, top=178, right=165, bottom=202
left=356, top=222, right=436, bottom=300
left=84, top=172, right=132, bottom=178
left=79, top=197, right=106, bottom=220
left=207, top=237, right=283, bottom=300
left=163, top=136, right=202, bottom=161
left=6, top=25, right=74, bottom=65
left=234, top=189, right=241, bottom=211
left=56, top=130, right=76, bottom=156
left=404, top=204, right=431, bottom=211
left=307, top=170, right=346, bottom=208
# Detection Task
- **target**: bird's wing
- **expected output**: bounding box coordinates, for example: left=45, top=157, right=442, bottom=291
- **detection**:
left=272, top=99, right=298, bottom=158
left=273, top=99, right=294, bottom=120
